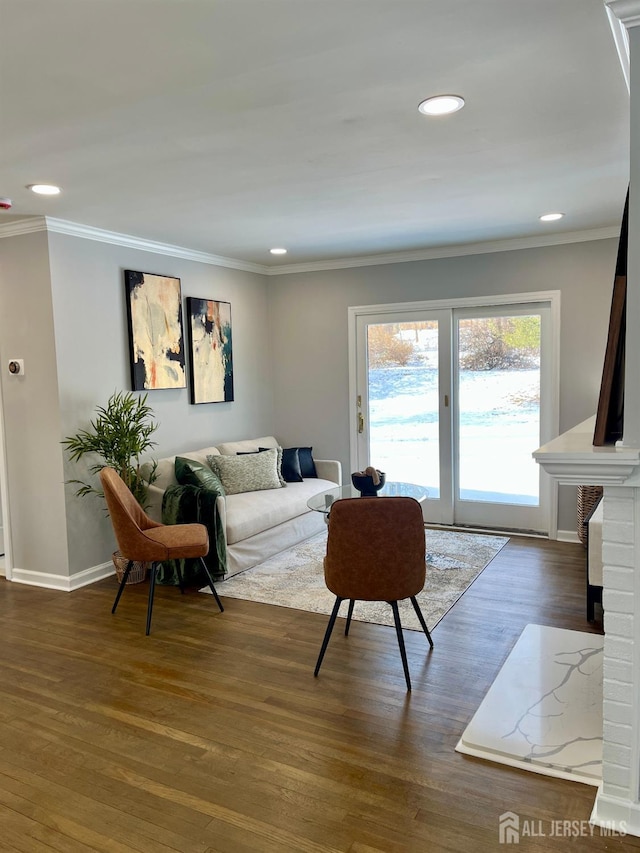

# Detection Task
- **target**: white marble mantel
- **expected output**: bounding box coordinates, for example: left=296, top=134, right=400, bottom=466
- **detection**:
left=534, top=416, right=640, bottom=486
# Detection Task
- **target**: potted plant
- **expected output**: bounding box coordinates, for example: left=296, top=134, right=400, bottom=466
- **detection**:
left=63, top=390, right=159, bottom=584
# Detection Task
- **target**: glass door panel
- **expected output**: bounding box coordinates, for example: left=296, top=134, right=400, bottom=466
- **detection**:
left=453, top=305, right=550, bottom=532
left=457, top=315, right=541, bottom=505
left=355, top=310, right=452, bottom=525
left=366, top=320, right=441, bottom=497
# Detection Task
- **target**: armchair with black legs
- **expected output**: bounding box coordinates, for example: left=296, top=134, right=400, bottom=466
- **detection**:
left=314, top=496, right=433, bottom=691
left=100, top=467, right=224, bottom=635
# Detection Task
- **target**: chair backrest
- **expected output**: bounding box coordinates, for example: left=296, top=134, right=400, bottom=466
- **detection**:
left=324, top=497, right=426, bottom=601
left=100, top=467, right=163, bottom=561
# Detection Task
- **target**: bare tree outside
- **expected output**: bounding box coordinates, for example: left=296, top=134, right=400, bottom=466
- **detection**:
left=459, top=316, right=540, bottom=371
left=367, top=324, right=416, bottom=367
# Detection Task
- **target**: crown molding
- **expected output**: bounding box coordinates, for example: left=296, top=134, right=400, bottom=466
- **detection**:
left=606, top=0, right=640, bottom=28
left=264, top=227, right=620, bottom=276
left=606, top=4, right=631, bottom=91
left=44, top=218, right=268, bottom=274
left=0, top=217, right=619, bottom=278
left=0, top=216, right=267, bottom=274
left=0, top=216, right=48, bottom=238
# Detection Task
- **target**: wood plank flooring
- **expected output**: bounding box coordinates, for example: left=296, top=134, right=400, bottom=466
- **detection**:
left=0, top=536, right=637, bottom=852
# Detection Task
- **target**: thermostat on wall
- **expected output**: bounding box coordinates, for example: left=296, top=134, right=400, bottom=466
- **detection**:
left=8, top=359, right=24, bottom=376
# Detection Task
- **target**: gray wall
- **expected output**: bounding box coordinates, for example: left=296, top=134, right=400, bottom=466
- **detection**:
left=0, top=231, right=273, bottom=578
left=47, top=232, right=274, bottom=575
left=268, top=238, right=618, bottom=533
left=0, top=232, right=70, bottom=576
left=0, top=229, right=617, bottom=580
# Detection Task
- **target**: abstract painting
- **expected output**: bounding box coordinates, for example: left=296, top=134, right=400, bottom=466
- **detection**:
left=124, top=270, right=186, bottom=391
left=186, top=297, right=234, bottom=404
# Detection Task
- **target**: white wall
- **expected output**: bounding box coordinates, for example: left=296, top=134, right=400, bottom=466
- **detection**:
left=268, top=238, right=619, bottom=533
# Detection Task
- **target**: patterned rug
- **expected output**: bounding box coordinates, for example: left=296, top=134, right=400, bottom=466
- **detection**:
left=201, top=528, right=509, bottom=631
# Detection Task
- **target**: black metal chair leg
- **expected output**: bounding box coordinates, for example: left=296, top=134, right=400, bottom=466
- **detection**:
left=345, top=599, right=355, bottom=635
left=390, top=600, right=412, bottom=691
left=111, top=560, right=132, bottom=614
left=176, top=562, right=185, bottom=594
left=146, top=563, right=158, bottom=636
left=314, top=596, right=343, bottom=677
left=199, top=557, right=224, bottom=612
left=410, top=596, right=434, bottom=648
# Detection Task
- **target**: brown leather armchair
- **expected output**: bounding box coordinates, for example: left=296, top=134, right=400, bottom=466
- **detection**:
left=100, top=467, right=224, bottom=635
left=314, top=496, right=433, bottom=690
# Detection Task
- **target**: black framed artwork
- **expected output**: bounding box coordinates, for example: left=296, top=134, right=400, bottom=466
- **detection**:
left=124, top=270, right=186, bottom=391
left=186, top=296, right=234, bottom=404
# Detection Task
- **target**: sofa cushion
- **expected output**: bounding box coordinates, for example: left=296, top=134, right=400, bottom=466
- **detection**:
left=148, top=457, right=176, bottom=492
left=224, top=477, right=337, bottom=544
left=149, top=446, right=221, bottom=491
left=208, top=448, right=282, bottom=495
left=281, top=447, right=303, bottom=482
left=216, top=436, right=278, bottom=456
left=295, top=447, right=318, bottom=478
left=258, top=446, right=302, bottom=483
left=175, top=456, right=226, bottom=495
left=240, top=447, right=286, bottom=487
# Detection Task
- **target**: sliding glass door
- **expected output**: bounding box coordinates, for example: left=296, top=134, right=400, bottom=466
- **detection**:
left=352, top=297, right=556, bottom=533
left=355, top=310, right=452, bottom=524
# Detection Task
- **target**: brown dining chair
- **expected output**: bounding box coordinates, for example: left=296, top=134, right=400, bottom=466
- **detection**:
left=100, top=467, right=224, bottom=635
left=314, top=496, right=433, bottom=691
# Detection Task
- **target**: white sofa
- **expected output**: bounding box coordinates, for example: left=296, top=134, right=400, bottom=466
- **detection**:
left=143, top=436, right=341, bottom=578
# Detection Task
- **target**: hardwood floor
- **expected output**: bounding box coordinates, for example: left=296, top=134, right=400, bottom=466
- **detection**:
left=0, top=536, right=637, bottom=852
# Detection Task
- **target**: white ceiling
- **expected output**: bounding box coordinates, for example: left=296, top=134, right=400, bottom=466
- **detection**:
left=0, top=0, right=630, bottom=269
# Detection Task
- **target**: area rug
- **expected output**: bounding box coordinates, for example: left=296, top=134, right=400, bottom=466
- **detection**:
left=201, top=528, right=508, bottom=631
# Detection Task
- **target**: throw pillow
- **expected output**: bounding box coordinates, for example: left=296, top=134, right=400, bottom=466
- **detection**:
left=258, top=446, right=301, bottom=483
left=175, top=456, right=226, bottom=496
left=286, top=446, right=317, bottom=478
left=207, top=448, right=282, bottom=495
left=240, top=446, right=286, bottom=487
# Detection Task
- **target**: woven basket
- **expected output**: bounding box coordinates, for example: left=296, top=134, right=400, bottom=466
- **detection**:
left=577, top=485, right=603, bottom=547
left=112, top=550, right=148, bottom=585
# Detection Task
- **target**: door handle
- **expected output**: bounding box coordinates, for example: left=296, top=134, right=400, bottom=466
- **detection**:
left=358, top=413, right=365, bottom=434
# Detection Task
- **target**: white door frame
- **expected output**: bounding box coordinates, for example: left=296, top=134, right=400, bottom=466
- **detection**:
left=347, top=290, right=561, bottom=538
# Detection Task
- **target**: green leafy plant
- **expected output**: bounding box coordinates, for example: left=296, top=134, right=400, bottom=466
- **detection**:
left=63, top=391, right=158, bottom=506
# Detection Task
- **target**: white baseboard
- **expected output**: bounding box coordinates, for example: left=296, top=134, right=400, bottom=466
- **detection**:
left=11, top=560, right=115, bottom=592
left=557, top=529, right=581, bottom=544
left=591, top=783, right=639, bottom=837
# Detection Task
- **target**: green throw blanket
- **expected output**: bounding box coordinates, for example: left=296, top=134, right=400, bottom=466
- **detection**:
left=157, top=485, right=227, bottom=585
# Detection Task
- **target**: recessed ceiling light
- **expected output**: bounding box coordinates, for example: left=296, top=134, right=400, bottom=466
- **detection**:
left=418, top=95, right=465, bottom=116
left=270, top=248, right=287, bottom=255
left=539, top=212, right=564, bottom=222
left=27, top=184, right=61, bottom=195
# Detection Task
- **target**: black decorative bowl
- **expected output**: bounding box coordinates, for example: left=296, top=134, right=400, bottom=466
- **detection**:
left=351, top=471, right=386, bottom=496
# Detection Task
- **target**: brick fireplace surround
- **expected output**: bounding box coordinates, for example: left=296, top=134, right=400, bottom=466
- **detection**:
left=535, top=417, right=640, bottom=831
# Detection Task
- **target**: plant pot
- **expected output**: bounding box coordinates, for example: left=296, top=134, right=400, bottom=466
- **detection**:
left=351, top=470, right=386, bottom=496
left=112, top=550, right=148, bottom=585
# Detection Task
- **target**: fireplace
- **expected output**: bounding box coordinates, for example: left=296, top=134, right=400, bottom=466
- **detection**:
left=535, top=415, right=640, bottom=833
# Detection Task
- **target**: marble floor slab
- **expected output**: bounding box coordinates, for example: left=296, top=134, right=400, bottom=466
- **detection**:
left=456, top=623, right=603, bottom=785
